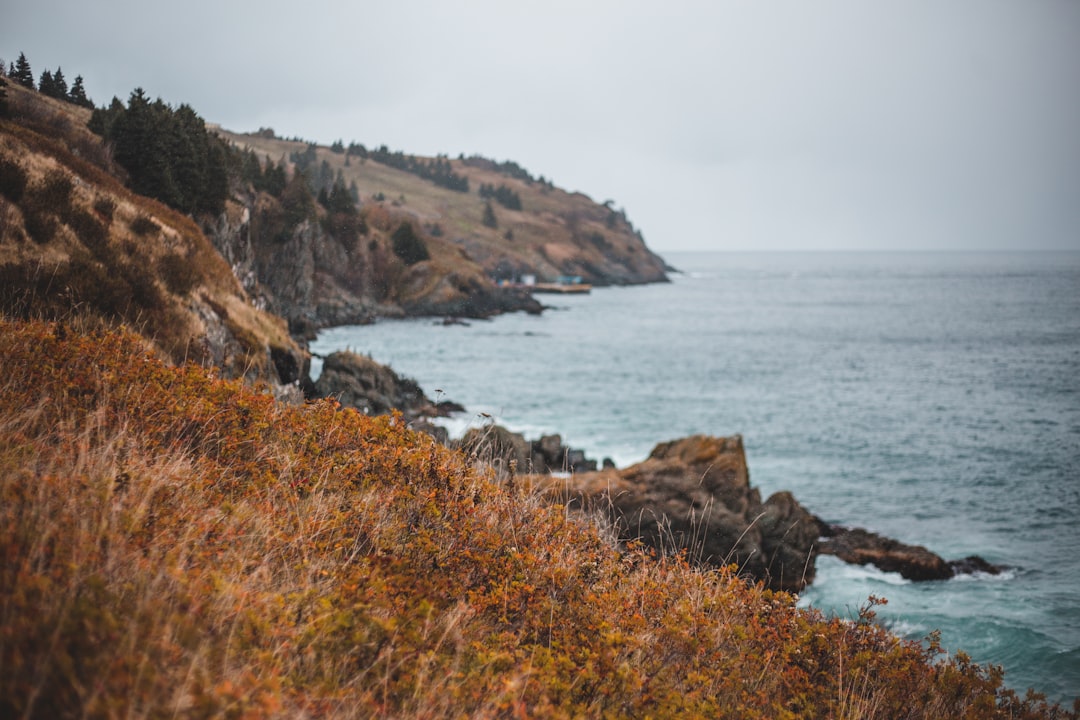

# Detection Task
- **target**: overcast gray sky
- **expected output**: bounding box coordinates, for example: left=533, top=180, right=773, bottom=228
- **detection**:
left=4, top=1, right=1079, bottom=252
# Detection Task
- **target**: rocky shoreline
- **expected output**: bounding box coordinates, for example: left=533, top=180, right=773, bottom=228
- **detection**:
left=311, top=352, right=1002, bottom=593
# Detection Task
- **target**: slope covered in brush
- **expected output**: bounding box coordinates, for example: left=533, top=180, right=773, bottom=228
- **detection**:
left=0, top=318, right=1072, bottom=719
left=0, top=80, right=304, bottom=387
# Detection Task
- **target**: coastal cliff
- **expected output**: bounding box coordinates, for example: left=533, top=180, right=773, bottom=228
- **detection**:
left=204, top=193, right=543, bottom=333
left=214, top=128, right=668, bottom=329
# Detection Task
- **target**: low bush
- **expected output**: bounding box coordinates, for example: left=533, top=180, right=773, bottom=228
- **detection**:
left=129, top=213, right=160, bottom=237
left=93, top=195, right=116, bottom=223
left=66, top=206, right=110, bottom=258
left=391, top=221, right=429, bottom=266
left=0, top=157, right=27, bottom=201
left=157, top=251, right=200, bottom=295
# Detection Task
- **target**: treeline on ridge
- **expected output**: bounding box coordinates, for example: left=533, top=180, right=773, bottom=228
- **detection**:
left=337, top=141, right=469, bottom=193
left=5, top=51, right=93, bottom=109
left=461, top=154, right=556, bottom=189
left=88, top=89, right=229, bottom=216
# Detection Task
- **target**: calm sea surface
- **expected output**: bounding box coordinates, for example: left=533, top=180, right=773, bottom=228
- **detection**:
left=311, top=251, right=1080, bottom=703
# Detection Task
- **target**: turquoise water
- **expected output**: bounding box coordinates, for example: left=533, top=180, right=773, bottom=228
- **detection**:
left=311, top=252, right=1080, bottom=703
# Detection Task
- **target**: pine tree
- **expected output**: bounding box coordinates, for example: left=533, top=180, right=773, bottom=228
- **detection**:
left=199, top=137, right=228, bottom=215
left=326, top=178, right=357, bottom=215
left=112, top=88, right=180, bottom=208
left=263, top=158, right=287, bottom=196
left=12, top=52, right=33, bottom=89
left=52, top=67, right=68, bottom=99
left=68, top=75, right=92, bottom=107
left=0, top=77, right=9, bottom=119
left=482, top=200, right=498, bottom=229
left=38, top=69, right=55, bottom=97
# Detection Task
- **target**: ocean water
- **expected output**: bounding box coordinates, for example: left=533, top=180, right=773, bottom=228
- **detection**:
left=311, top=251, right=1080, bottom=703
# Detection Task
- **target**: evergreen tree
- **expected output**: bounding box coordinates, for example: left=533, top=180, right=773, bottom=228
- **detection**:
left=87, top=87, right=230, bottom=216
left=12, top=52, right=34, bottom=89
left=168, top=103, right=208, bottom=213
left=52, top=67, right=68, bottom=99
left=240, top=149, right=264, bottom=189
left=280, top=168, right=315, bottom=230
left=200, top=138, right=229, bottom=215
left=0, top=77, right=9, bottom=119
left=38, top=69, right=55, bottom=97
left=69, top=75, right=92, bottom=107
left=88, top=96, right=125, bottom=137
left=482, top=200, right=498, bottom=229
left=326, top=178, right=357, bottom=215
left=264, top=158, right=287, bottom=197
left=111, top=88, right=180, bottom=208
left=391, top=222, right=429, bottom=265
left=316, top=159, right=334, bottom=196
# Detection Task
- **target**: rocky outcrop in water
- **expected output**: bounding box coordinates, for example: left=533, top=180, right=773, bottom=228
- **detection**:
left=528, top=434, right=1005, bottom=592
left=313, top=350, right=460, bottom=422
left=817, top=524, right=1004, bottom=581
left=534, top=435, right=821, bottom=593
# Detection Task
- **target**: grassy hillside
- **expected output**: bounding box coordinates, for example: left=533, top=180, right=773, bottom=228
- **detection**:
left=0, top=82, right=303, bottom=386
left=1, top=317, right=1073, bottom=719
left=219, top=129, right=669, bottom=289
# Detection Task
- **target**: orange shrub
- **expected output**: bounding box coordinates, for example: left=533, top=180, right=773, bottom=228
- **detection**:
left=0, top=318, right=1074, bottom=719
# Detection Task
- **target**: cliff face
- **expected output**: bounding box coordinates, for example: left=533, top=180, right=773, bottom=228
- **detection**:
left=215, top=129, right=669, bottom=328
left=206, top=193, right=542, bottom=333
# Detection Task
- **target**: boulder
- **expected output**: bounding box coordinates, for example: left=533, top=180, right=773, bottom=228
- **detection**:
left=314, top=350, right=439, bottom=421
left=536, top=435, right=819, bottom=593
left=457, top=425, right=532, bottom=477
left=759, top=491, right=823, bottom=592
left=817, top=525, right=1004, bottom=581
left=456, top=426, right=598, bottom=477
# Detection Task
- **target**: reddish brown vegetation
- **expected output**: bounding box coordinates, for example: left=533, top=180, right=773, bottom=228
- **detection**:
left=0, top=318, right=1074, bottom=718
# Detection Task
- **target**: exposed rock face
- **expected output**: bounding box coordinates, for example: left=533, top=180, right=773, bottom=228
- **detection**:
left=457, top=425, right=533, bottom=477
left=314, top=350, right=440, bottom=421
left=206, top=197, right=542, bottom=332
left=817, top=525, right=1004, bottom=581
left=536, top=435, right=820, bottom=593
left=206, top=203, right=379, bottom=331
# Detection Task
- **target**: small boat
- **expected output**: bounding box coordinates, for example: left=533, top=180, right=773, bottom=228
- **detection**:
left=530, top=282, right=592, bottom=294
left=529, top=275, right=591, bottom=294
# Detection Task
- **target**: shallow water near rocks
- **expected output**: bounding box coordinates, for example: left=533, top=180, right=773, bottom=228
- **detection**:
left=312, top=251, right=1080, bottom=703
